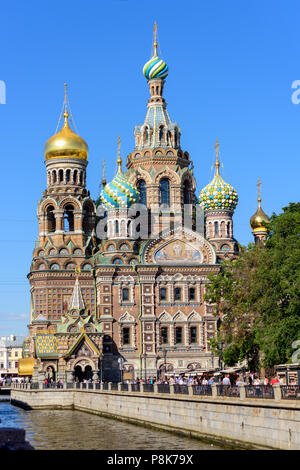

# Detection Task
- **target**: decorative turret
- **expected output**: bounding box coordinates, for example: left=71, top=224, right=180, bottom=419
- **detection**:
left=132, top=22, right=181, bottom=152
left=199, top=139, right=238, bottom=212
left=100, top=137, right=139, bottom=209
left=200, top=140, right=238, bottom=257
left=98, top=138, right=139, bottom=240
left=250, top=178, right=269, bottom=245
left=44, top=84, right=88, bottom=162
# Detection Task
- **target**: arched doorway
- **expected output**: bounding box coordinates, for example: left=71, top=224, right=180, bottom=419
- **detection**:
left=74, top=365, right=84, bottom=382
left=84, top=365, right=93, bottom=381
left=46, top=366, right=56, bottom=382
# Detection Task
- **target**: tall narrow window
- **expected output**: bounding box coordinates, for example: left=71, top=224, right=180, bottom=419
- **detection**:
left=160, top=178, right=170, bottom=206
left=183, top=181, right=191, bottom=205
left=73, top=170, right=77, bottom=184
left=190, top=327, right=197, bottom=344
left=66, top=169, right=70, bottom=182
left=214, top=221, right=219, bottom=236
left=159, top=126, right=164, bottom=143
left=115, top=220, right=119, bottom=234
left=46, top=205, right=56, bottom=233
left=174, top=287, right=181, bottom=301
left=227, top=221, right=231, bottom=237
left=159, top=287, right=167, bottom=301
left=175, top=327, right=182, bottom=344
left=189, top=287, right=196, bottom=301
left=64, top=205, right=74, bottom=232
left=122, top=288, right=129, bottom=301
left=122, top=327, right=130, bottom=345
left=137, top=180, right=147, bottom=207
left=160, top=327, right=168, bottom=344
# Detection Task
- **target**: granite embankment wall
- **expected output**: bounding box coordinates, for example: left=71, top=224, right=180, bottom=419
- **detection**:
left=11, top=386, right=300, bottom=450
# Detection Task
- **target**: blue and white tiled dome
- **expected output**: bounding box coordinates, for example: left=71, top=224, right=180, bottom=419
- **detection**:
left=100, top=171, right=139, bottom=209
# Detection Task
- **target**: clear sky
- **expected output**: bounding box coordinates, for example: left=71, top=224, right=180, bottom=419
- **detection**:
left=0, top=0, right=299, bottom=336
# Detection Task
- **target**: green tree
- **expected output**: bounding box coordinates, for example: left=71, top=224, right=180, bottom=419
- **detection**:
left=206, top=203, right=300, bottom=371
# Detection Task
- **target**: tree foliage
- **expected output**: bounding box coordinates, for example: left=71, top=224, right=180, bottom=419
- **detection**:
left=205, top=203, right=300, bottom=370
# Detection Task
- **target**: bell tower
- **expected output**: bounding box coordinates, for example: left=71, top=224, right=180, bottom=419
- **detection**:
left=126, top=23, right=196, bottom=237
left=28, top=84, right=97, bottom=324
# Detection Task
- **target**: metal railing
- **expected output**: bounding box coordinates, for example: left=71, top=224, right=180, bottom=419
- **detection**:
left=157, top=384, right=170, bottom=394
left=245, top=385, right=274, bottom=399
left=281, top=385, right=300, bottom=400
left=192, top=384, right=212, bottom=396
left=143, top=383, right=154, bottom=393
left=131, top=383, right=140, bottom=392
left=173, top=384, right=189, bottom=395
left=111, top=383, right=118, bottom=391
left=82, top=383, right=87, bottom=389
left=95, top=383, right=100, bottom=390
left=121, top=383, right=128, bottom=391
left=103, top=382, right=108, bottom=390
left=76, top=383, right=80, bottom=389
left=217, top=385, right=240, bottom=397
left=88, top=383, right=93, bottom=390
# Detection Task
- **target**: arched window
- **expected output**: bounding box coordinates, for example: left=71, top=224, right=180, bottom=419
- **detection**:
left=160, top=178, right=170, bottom=206
left=174, top=129, right=178, bottom=147
left=159, top=126, right=164, bottom=143
left=73, top=248, right=82, bottom=255
left=214, top=221, right=219, bottom=236
left=122, top=288, right=129, bottom=301
left=64, top=204, right=74, bottom=232
left=227, top=221, right=231, bottom=237
left=59, top=248, right=68, bottom=255
left=79, top=172, right=83, bottom=185
left=137, top=180, right=147, bottom=207
left=183, top=181, right=191, bottom=205
left=115, top=220, right=119, bottom=234
left=59, top=169, right=64, bottom=183
left=113, top=258, right=123, bottom=265
left=144, top=127, right=149, bottom=144
left=46, top=205, right=56, bottom=233
left=66, top=169, right=71, bottom=183
left=73, top=170, right=77, bottom=184
left=53, top=171, right=57, bottom=184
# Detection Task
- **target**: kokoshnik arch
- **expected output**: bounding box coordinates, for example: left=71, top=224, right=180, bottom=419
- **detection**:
left=21, top=24, right=270, bottom=383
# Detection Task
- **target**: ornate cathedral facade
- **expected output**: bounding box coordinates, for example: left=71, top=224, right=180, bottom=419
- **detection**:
left=25, top=26, right=269, bottom=383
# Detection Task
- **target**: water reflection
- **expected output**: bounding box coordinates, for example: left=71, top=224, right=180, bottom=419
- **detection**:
left=0, top=402, right=222, bottom=450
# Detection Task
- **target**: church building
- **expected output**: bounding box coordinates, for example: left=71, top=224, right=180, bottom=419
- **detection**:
left=23, top=25, right=269, bottom=383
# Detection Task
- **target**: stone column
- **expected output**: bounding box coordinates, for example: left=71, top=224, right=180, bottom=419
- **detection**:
left=211, top=383, right=218, bottom=398
left=239, top=383, right=246, bottom=400
left=188, top=384, right=194, bottom=396
left=66, top=369, right=74, bottom=384
left=117, top=382, right=122, bottom=392
left=273, top=383, right=282, bottom=401
left=169, top=384, right=175, bottom=395
left=92, top=371, right=99, bottom=383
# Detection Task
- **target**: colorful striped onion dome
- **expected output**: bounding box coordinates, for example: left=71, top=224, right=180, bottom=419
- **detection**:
left=199, top=172, right=238, bottom=212
left=100, top=170, right=140, bottom=209
left=143, top=54, right=168, bottom=80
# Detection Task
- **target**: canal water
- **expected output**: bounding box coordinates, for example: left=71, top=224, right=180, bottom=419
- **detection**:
left=0, top=400, right=223, bottom=450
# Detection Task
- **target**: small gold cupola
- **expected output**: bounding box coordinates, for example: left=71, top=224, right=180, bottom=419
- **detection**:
left=250, top=178, right=270, bottom=232
left=44, top=83, right=88, bottom=161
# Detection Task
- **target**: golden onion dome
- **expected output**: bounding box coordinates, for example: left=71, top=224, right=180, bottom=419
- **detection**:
left=250, top=197, right=270, bottom=232
left=44, top=111, right=88, bottom=161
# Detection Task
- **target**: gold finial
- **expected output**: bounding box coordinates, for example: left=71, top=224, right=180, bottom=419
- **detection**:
left=63, top=83, right=69, bottom=120
left=257, top=177, right=262, bottom=207
left=102, top=159, right=107, bottom=187
left=153, top=21, right=158, bottom=57
left=117, top=135, right=122, bottom=172
left=75, top=265, right=80, bottom=277
left=214, top=138, right=220, bottom=176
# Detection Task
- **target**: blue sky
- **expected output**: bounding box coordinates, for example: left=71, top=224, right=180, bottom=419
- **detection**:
left=0, top=0, right=299, bottom=336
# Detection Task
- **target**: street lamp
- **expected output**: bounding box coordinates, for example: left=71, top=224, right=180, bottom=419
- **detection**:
left=118, top=357, right=124, bottom=383
left=161, top=347, right=167, bottom=379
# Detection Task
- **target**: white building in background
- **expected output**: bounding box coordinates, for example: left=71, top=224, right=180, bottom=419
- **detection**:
left=0, top=335, right=25, bottom=378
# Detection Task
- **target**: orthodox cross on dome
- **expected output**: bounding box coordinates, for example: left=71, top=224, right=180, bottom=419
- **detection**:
left=214, top=138, right=220, bottom=176
left=117, top=135, right=122, bottom=172
left=153, top=21, right=158, bottom=57
left=257, top=177, right=262, bottom=206
left=102, top=159, right=107, bottom=188
left=64, top=82, right=69, bottom=119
